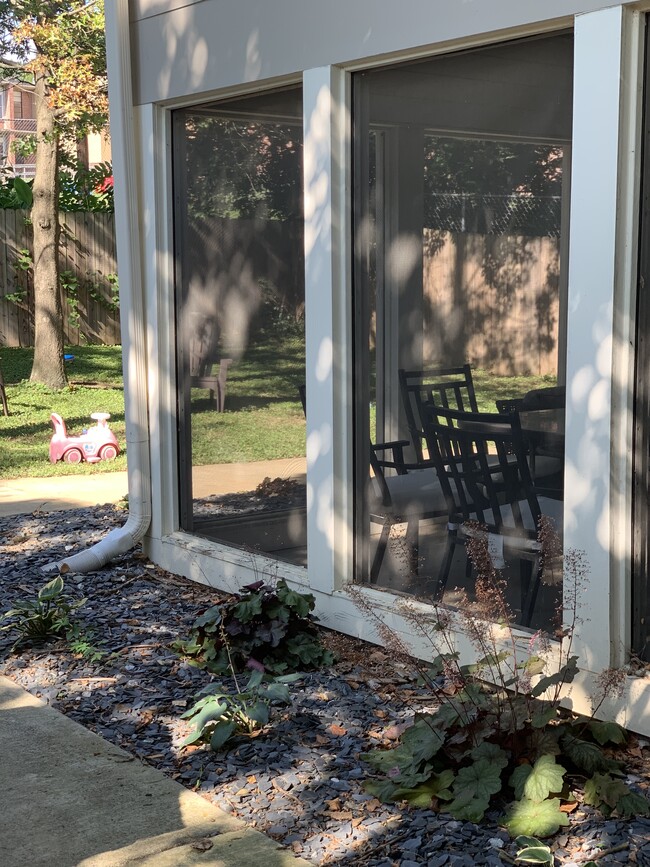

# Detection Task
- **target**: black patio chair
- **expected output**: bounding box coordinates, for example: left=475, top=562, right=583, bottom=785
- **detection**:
left=496, top=389, right=564, bottom=494
left=297, top=384, right=446, bottom=583
left=423, top=404, right=562, bottom=626
left=368, top=439, right=447, bottom=583
left=398, top=364, right=478, bottom=463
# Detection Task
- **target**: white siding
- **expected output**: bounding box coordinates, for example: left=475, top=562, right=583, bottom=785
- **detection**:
left=130, top=0, right=613, bottom=105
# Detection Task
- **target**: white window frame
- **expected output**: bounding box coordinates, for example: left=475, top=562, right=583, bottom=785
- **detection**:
left=131, top=6, right=647, bottom=727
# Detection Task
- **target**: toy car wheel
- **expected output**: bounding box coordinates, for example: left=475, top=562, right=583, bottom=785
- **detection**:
left=63, top=448, right=83, bottom=464
left=99, top=444, right=118, bottom=461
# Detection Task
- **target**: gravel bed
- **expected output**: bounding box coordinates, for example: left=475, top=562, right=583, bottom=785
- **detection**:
left=193, top=477, right=306, bottom=518
left=1, top=505, right=650, bottom=865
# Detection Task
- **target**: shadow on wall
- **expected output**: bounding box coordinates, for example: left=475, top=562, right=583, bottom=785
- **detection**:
left=179, top=215, right=304, bottom=371
left=423, top=231, right=560, bottom=376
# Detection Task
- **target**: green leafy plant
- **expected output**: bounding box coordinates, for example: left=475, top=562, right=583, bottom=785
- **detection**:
left=2, top=289, right=27, bottom=305
left=85, top=269, right=119, bottom=312
left=512, top=836, right=553, bottom=865
left=14, top=246, right=33, bottom=272
left=57, top=159, right=114, bottom=213
left=65, top=623, right=108, bottom=664
left=353, top=537, right=650, bottom=838
left=175, top=579, right=334, bottom=674
left=60, top=269, right=81, bottom=329
left=181, top=668, right=299, bottom=751
left=1, top=576, right=86, bottom=651
left=0, top=174, right=34, bottom=209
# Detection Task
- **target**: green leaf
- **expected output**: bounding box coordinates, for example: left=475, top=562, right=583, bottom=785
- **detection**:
left=233, top=594, right=263, bottom=622
left=531, top=705, right=557, bottom=729
left=446, top=792, right=490, bottom=822
left=263, top=682, right=291, bottom=703
left=583, top=773, right=629, bottom=810
left=561, top=734, right=618, bottom=774
left=514, top=835, right=547, bottom=849
left=530, top=728, right=562, bottom=760
left=13, top=177, right=33, bottom=208
left=362, top=779, right=403, bottom=803
left=245, top=669, right=264, bottom=690
left=180, top=695, right=212, bottom=719
left=376, top=770, right=456, bottom=808
left=193, top=605, right=222, bottom=628
left=245, top=700, right=270, bottom=726
left=192, top=701, right=228, bottom=733
left=531, top=655, right=579, bottom=698
left=452, top=759, right=503, bottom=803
left=361, top=747, right=406, bottom=774
left=400, top=716, right=445, bottom=764
left=38, top=576, right=64, bottom=602
left=466, top=651, right=510, bottom=674
left=209, top=721, right=237, bottom=750
left=587, top=720, right=626, bottom=746
left=276, top=579, right=314, bottom=616
left=470, top=742, right=509, bottom=770
left=522, top=755, right=566, bottom=803
left=361, top=745, right=430, bottom=786
left=520, top=656, right=547, bottom=676
left=615, top=790, right=650, bottom=818
left=431, top=702, right=463, bottom=730
left=510, top=765, right=532, bottom=801
left=197, top=683, right=228, bottom=698
left=514, top=844, right=553, bottom=865
left=182, top=727, right=208, bottom=747
left=503, top=797, right=570, bottom=838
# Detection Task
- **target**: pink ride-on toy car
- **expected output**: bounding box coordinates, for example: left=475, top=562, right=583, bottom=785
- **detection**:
left=49, top=412, right=120, bottom=465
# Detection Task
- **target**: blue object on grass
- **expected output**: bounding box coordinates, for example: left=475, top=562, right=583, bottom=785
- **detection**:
left=64, top=354, right=75, bottom=362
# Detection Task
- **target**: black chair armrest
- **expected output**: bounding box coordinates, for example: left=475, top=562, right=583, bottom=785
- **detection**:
left=372, top=439, right=411, bottom=474
left=373, top=440, right=437, bottom=474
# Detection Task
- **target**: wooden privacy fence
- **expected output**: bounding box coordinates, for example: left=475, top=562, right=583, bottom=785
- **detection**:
left=0, top=210, right=561, bottom=374
left=0, top=210, right=120, bottom=347
left=423, top=230, right=561, bottom=376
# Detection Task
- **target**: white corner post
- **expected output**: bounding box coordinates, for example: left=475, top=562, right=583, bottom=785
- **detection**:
left=564, top=6, right=641, bottom=672
left=303, top=66, right=352, bottom=594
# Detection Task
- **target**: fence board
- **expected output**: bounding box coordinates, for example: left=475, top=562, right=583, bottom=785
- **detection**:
left=0, top=210, right=119, bottom=347
left=423, top=230, right=560, bottom=376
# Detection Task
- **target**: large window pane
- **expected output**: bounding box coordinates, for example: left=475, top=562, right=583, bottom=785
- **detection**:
left=353, top=35, right=572, bottom=630
left=173, top=87, right=306, bottom=566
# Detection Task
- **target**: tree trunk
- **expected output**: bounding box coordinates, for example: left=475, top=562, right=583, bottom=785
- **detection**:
left=30, top=72, right=66, bottom=389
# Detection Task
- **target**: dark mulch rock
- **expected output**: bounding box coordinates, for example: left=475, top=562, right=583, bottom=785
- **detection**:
left=1, top=505, right=650, bottom=865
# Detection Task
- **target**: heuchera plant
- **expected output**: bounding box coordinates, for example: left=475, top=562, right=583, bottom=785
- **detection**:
left=175, top=579, right=334, bottom=674
left=353, top=533, right=650, bottom=839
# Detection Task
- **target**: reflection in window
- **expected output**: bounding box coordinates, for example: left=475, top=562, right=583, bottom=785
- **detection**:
left=353, top=35, right=572, bottom=630
left=173, top=87, right=307, bottom=566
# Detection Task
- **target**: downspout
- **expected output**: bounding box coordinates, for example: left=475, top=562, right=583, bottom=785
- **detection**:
left=56, top=0, right=152, bottom=573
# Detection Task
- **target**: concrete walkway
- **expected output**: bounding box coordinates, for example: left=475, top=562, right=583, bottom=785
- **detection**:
left=1, top=460, right=310, bottom=866
left=0, top=457, right=306, bottom=517
left=0, top=677, right=309, bottom=867
left=0, top=471, right=129, bottom=516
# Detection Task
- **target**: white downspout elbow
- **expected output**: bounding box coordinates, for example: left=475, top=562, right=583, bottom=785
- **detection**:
left=53, top=0, right=152, bottom=574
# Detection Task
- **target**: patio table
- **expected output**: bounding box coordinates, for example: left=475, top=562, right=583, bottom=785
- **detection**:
left=519, top=408, right=564, bottom=497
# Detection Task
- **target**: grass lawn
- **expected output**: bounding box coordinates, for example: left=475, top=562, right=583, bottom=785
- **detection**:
left=0, top=340, right=557, bottom=480
left=0, top=339, right=308, bottom=480
left=471, top=369, right=557, bottom=412
left=190, top=333, right=306, bottom=465
left=0, top=346, right=127, bottom=479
